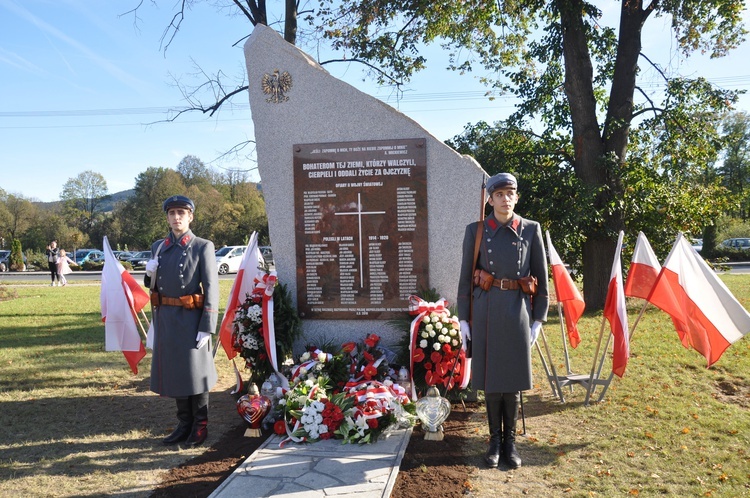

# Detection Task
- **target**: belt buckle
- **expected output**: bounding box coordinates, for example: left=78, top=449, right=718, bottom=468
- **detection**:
left=499, top=278, right=510, bottom=290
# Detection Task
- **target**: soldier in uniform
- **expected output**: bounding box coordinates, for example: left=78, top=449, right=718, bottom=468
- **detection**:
left=144, top=195, right=219, bottom=447
left=457, top=173, right=549, bottom=469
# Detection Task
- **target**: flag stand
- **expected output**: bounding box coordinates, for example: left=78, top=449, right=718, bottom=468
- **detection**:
left=589, top=301, right=648, bottom=403
left=536, top=302, right=591, bottom=403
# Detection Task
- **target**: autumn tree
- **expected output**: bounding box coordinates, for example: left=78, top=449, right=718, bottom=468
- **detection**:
left=311, top=0, right=746, bottom=308
left=60, top=170, right=110, bottom=240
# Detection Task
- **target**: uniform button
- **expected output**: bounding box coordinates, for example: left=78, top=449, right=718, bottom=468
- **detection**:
left=159, top=286, right=163, bottom=291
left=517, top=272, right=521, bottom=276
left=181, top=285, right=185, bottom=289
left=517, top=260, right=521, bottom=265
left=486, top=238, right=491, bottom=242
left=179, top=274, right=184, bottom=278
left=183, top=252, right=187, bottom=256
left=179, top=263, right=183, bottom=267
left=489, top=261, right=494, bottom=265
left=488, top=249, right=492, bottom=253
left=491, top=272, right=496, bottom=276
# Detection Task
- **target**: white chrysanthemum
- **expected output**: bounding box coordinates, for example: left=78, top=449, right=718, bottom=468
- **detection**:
left=304, top=378, right=314, bottom=387
left=311, top=400, right=325, bottom=412
left=314, top=413, right=323, bottom=424
left=425, top=324, right=434, bottom=332
left=421, top=331, right=429, bottom=339
left=438, top=335, right=447, bottom=343
left=441, top=315, right=450, bottom=323
left=429, top=330, right=436, bottom=337
left=319, top=424, right=329, bottom=434
left=433, top=342, right=441, bottom=351
left=419, top=339, right=428, bottom=348
left=435, top=322, right=444, bottom=330
left=431, top=315, right=440, bottom=323
left=449, top=328, right=457, bottom=337
left=422, top=315, right=431, bottom=324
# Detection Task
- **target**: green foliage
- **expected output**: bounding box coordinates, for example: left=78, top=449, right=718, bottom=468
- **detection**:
left=273, top=282, right=303, bottom=356
left=9, top=239, right=24, bottom=271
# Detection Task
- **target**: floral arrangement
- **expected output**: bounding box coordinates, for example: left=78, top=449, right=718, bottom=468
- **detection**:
left=270, top=335, right=415, bottom=445
left=408, top=296, right=470, bottom=393
left=231, top=273, right=301, bottom=386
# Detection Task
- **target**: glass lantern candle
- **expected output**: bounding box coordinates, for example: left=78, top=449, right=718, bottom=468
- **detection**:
left=237, top=383, right=271, bottom=437
left=415, top=385, right=451, bottom=441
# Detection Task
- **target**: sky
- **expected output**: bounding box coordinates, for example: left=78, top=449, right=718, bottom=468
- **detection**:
left=2, top=1, right=750, bottom=203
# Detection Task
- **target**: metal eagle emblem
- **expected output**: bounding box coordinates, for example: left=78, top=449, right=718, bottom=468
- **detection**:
left=261, top=69, right=292, bottom=103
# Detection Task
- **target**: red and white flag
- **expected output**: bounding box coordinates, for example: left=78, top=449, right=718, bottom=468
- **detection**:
left=545, top=231, right=584, bottom=348
left=218, top=232, right=265, bottom=360
left=648, top=233, right=750, bottom=366
left=603, top=231, right=629, bottom=377
left=101, top=236, right=150, bottom=374
left=624, top=232, right=661, bottom=300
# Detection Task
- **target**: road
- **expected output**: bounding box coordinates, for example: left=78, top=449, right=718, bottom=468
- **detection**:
left=0, top=270, right=238, bottom=284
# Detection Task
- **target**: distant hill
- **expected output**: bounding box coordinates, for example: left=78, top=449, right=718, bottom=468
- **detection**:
left=34, top=189, right=134, bottom=213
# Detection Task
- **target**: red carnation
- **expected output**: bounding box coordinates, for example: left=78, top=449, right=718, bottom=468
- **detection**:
left=366, top=417, right=379, bottom=429
left=341, top=342, right=357, bottom=353
left=363, top=364, right=378, bottom=379
left=442, top=343, right=452, bottom=353
left=364, top=334, right=380, bottom=348
left=274, top=420, right=287, bottom=435
left=430, top=351, right=443, bottom=363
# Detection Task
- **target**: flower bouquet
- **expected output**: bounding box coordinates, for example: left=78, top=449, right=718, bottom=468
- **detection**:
left=408, top=296, right=470, bottom=395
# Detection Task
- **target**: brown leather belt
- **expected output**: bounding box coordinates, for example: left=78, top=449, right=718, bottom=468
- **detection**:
left=492, top=278, right=520, bottom=291
left=151, top=292, right=204, bottom=309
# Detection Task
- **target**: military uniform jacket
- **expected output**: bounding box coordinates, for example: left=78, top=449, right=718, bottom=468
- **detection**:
left=457, top=214, right=549, bottom=393
left=145, top=230, right=219, bottom=397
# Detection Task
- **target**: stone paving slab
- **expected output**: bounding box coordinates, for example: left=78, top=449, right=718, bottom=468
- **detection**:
left=209, top=427, right=412, bottom=498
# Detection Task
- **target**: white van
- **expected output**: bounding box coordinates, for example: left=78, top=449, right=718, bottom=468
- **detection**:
left=215, top=245, right=247, bottom=275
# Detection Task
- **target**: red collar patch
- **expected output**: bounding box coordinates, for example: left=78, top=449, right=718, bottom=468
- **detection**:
left=180, top=234, right=192, bottom=247
left=486, top=218, right=498, bottom=230
left=511, top=217, right=521, bottom=233
left=163, top=237, right=171, bottom=248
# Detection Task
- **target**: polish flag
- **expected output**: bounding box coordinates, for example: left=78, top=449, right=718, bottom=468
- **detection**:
left=545, top=231, right=584, bottom=348
left=101, top=236, right=150, bottom=374
left=603, top=231, right=629, bottom=377
left=624, top=232, right=661, bottom=300
left=648, top=233, right=750, bottom=366
left=218, top=232, right=265, bottom=360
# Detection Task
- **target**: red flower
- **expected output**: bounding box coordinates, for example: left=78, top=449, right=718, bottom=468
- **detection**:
left=341, top=342, right=357, bottom=354
left=423, top=362, right=433, bottom=371
left=442, top=343, right=452, bottom=353
left=413, top=348, right=425, bottom=363
left=430, top=351, right=443, bottom=363
left=363, top=351, right=374, bottom=362
left=274, top=420, right=287, bottom=435
left=363, top=364, right=378, bottom=379
left=319, top=431, right=333, bottom=440
left=364, top=334, right=380, bottom=348
left=366, top=417, right=379, bottom=429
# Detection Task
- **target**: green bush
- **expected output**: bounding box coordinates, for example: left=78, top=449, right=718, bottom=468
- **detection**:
left=9, top=240, right=24, bottom=271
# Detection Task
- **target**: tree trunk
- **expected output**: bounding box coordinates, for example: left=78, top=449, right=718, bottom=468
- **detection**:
left=284, top=0, right=297, bottom=44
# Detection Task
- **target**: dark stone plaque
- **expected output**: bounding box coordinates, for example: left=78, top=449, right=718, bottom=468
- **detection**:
left=293, top=138, right=429, bottom=319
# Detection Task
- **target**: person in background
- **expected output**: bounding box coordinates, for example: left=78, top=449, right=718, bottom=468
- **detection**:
left=457, top=172, right=549, bottom=469
left=56, top=249, right=76, bottom=286
left=144, top=195, right=219, bottom=447
left=45, top=240, right=60, bottom=286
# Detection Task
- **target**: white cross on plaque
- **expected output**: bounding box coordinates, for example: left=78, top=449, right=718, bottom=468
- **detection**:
left=335, top=192, right=386, bottom=288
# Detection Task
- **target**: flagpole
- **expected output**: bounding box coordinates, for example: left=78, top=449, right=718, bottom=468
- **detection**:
left=594, top=301, right=648, bottom=403
left=534, top=335, right=559, bottom=400
left=539, top=327, right=566, bottom=402
left=584, top=317, right=608, bottom=405
left=558, top=301, right=574, bottom=389
left=131, top=307, right=148, bottom=342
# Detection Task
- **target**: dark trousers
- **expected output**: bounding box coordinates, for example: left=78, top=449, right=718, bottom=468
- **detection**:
left=48, top=262, right=59, bottom=282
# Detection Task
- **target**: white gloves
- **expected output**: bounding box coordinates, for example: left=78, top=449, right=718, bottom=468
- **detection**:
left=459, top=320, right=471, bottom=351
left=196, top=331, right=211, bottom=349
left=530, top=321, right=543, bottom=345
left=145, top=259, right=158, bottom=277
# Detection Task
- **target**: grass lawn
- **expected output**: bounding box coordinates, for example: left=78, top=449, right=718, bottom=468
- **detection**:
left=0, top=275, right=748, bottom=497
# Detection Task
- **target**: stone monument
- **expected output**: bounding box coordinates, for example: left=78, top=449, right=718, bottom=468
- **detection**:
left=244, top=24, right=486, bottom=350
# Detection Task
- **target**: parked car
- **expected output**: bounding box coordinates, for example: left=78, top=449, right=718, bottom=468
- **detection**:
left=691, top=238, right=703, bottom=252
left=126, top=251, right=152, bottom=268
left=215, top=245, right=247, bottom=275
left=0, top=249, right=26, bottom=271
left=721, top=238, right=750, bottom=250
left=74, top=249, right=105, bottom=265
left=113, top=251, right=134, bottom=261
left=260, top=246, right=274, bottom=266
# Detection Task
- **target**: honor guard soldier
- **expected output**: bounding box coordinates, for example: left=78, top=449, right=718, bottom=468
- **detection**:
left=145, top=195, right=219, bottom=447
left=457, top=173, right=549, bottom=469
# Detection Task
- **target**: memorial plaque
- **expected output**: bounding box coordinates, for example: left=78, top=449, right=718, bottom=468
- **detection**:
left=293, top=138, right=429, bottom=319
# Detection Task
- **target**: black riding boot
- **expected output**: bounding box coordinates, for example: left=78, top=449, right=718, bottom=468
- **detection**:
left=185, top=392, right=209, bottom=447
left=501, top=392, right=522, bottom=469
left=163, top=397, right=192, bottom=444
left=484, top=393, right=503, bottom=468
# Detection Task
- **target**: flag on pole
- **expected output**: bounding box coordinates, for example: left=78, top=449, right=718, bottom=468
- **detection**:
left=648, top=233, right=750, bottom=366
left=101, top=236, right=150, bottom=374
left=603, top=231, right=629, bottom=377
left=624, top=232, right=662, bottom=300
left=218, top=232, right=265, bottom=360
left=545, top=231, right=585, bottom=348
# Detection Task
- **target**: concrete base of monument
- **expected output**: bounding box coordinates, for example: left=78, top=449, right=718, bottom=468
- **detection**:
left=209, top=427, right=413, bottom=498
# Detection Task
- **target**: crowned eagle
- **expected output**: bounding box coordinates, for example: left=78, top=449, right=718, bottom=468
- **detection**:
left=261, top=69, right=292, bottom=103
